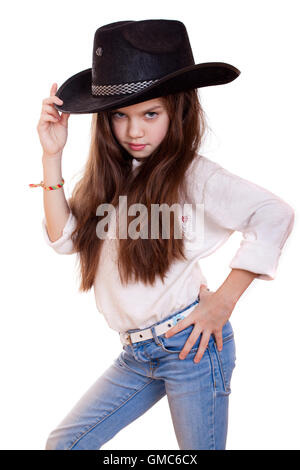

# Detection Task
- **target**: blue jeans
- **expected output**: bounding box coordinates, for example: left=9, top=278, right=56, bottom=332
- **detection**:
left=45, top=296, right=236, bottom=450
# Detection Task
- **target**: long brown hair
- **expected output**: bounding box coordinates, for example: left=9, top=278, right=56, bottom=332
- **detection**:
left=68, top=89, right=208, bottom=292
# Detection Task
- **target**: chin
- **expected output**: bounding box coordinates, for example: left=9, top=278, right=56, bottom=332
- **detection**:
left=128, top=150, right=151, bottom=158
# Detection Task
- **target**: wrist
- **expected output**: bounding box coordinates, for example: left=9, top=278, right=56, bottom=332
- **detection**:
left=42, top=155, right=63, bottom=187
left=214, top=287, right=239, bottom=309
left=42, top=154, right=62, bottom=171
left=42, top=151, right=63, bottom=164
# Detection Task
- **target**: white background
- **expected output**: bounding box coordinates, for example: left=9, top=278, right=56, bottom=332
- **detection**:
left=0, top=0, right=299, bottom=450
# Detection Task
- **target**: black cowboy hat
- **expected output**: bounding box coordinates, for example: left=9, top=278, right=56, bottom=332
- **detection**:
left=54, top=19, right=241, bottom=115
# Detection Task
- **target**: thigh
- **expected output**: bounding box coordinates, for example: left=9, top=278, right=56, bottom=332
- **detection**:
left=161, top=323, right=236, bottom=450
left=45, top=353, right=166, bottom=450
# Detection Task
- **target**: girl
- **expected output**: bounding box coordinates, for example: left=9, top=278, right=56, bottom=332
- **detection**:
left=34, top=20, right=294, bottom=450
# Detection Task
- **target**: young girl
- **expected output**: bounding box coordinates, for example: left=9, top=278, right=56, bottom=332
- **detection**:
left=34, top=20, right=294, bottom=450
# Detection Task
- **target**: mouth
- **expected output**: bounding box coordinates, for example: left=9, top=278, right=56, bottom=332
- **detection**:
left=128, top=143, right=147, bottom=150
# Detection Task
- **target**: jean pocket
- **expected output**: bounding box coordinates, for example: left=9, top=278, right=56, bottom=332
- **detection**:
left=158, top=324, right=201, bottom=355
left=212, top=332, right=236, bottom=393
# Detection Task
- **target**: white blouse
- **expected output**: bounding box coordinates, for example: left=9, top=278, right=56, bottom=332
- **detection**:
left=42, top=154, right=295, bottom=333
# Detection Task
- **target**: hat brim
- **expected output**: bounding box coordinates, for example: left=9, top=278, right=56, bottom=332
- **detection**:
left=54, top=62, right=240, bottom=114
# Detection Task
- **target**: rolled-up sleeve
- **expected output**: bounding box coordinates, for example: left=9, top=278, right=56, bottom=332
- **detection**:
left=204, top=167, right=295, bottom=280
left=42, top=211, right=77, bottom=255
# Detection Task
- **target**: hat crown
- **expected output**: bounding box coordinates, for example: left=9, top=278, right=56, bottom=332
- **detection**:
left=91, top=19, right=195, bottom=87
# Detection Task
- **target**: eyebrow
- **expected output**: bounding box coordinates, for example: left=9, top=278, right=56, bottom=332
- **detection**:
left=113, top=105, right=163, bottom=113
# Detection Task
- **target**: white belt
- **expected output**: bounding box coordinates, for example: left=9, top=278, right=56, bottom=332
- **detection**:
left=119, top=298, right=199, bottom=346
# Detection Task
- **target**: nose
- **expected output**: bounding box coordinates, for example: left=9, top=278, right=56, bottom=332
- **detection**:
left=127, top=118, right=145, bottom=140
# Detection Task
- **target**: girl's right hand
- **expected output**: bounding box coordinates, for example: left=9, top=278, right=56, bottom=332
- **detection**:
left=37, top=83, right=70, bottom=158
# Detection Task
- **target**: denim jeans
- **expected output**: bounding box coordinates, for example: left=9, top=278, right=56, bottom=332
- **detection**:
left=45, top=296, right=236, bottom=450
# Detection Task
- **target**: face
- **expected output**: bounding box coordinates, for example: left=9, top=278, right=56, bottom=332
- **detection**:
left=110, top=98, right=170, bottom=161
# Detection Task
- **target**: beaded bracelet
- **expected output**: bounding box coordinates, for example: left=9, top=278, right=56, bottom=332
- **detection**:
left=29, top=178, right=65, bottom=191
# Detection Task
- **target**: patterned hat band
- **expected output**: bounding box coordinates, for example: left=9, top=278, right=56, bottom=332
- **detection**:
left=91, top=79, right=159, bottom=96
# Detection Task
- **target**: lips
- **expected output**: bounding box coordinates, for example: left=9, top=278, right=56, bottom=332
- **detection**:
left=128, top=143, right=146, bottom=150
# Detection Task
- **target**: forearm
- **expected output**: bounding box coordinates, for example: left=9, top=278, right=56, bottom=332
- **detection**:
left=214, top=268, right=258, bottom=305
left=42, top=153, right=71, bottom=242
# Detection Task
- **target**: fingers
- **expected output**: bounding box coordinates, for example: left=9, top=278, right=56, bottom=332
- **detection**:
left=60, top=112, right=71, bottom=125
left=42, top=95, right=63, bottom=108
left=50, top=82, right=57, bottom=96
left=42, top=103, right=61, bottom=121
left=178, top=324, right=202, bottom=360
left=42, top=83, right=63, bottom=107
left=164, top=316, right=190, bottom=338
left=193, top=330, right=211, bottom=364
left=214, top=330, right=223, bottom=351
left=39, top=83, right=64, bottom=125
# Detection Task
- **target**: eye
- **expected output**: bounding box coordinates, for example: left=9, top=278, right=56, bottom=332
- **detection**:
left=111, top=111, right=158, bottom=119
left=145, top=112, right=158, bottom=119
left=111, top=112, right=125, bottom=119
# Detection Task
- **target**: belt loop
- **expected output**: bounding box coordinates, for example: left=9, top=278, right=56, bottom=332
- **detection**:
left=127, top=333, right=133, bottom=346
left=120, top=331, right=133, bottom=346
left=150, top=325, right=162, bottom=346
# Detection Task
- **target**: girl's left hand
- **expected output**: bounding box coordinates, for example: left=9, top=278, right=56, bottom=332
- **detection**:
left=164, top=285, right=236, bottom=363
